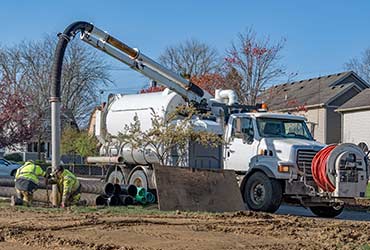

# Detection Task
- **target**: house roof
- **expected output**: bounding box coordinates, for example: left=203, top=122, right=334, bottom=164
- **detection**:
left=337, top=88, right=370, bottom=112
left=259, top=71, right=369, bottom=111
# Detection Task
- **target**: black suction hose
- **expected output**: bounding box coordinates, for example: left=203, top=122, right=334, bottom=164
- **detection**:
left=51, top=21, right=94, bottom=100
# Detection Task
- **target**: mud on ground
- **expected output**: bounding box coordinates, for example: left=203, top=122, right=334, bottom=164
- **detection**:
left=0, top=204, right=369, bottom=250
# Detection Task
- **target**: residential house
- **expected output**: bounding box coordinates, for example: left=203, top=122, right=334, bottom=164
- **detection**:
left=3, top=109, right=78, bottom=161
left=259, top=71, right=369, bottom=144
left=336, top=88, right=370, bottom=152
left=87, top=103, right=105, bottom=137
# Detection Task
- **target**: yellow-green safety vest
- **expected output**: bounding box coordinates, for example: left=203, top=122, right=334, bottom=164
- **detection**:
left=57, top=169, right=80, bottom=200
left=15, top=162, right=45, bottom=185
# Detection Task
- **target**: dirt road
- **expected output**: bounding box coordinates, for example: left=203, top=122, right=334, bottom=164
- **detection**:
left=0, top=205, right=369, bottom=250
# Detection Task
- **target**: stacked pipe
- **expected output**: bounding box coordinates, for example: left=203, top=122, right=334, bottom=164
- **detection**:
left=95, top=183, right=156, bottom=206
left=0, top=177, right=156, bottom=207
left=135, top=187, right=156, bottom=205
left=0, top=186, right=98, bottom=205
left=0, top=177, right=105, bottom=194
left=0, top=177, right=105, bottom=206
left=95, top=183, right=136, bottom=206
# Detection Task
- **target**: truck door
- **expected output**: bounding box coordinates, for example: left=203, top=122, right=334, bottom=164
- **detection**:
left=225, top=117, right=259, bottom=172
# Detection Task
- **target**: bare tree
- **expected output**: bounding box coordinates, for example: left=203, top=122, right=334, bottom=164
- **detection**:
left=19, top=35, right=111, bottom=127
left=159, top=39, right=221, bottom=77
left=225, top=28, right=286, bottom=104
left=344, top=48, right=370, bottom=83
left=0, top=35, right=111, bottom=156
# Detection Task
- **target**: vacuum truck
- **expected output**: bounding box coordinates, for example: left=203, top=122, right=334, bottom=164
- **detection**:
left=52, top=22, right=369, bottom=217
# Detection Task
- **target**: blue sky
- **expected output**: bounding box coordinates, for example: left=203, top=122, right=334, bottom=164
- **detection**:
left=1, top=0, right=370, bottom=96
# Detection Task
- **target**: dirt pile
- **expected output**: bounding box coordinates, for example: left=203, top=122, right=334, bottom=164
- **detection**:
left=0, top=207, right=368, bottom=250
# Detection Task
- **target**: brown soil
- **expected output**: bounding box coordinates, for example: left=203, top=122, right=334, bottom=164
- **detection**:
left=0, top=207, right=369, bottom=250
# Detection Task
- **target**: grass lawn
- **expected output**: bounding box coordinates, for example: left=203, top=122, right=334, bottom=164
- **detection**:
left=0, top=199, right=172, bottom=215
left=0, top=199, right=217, bottom=216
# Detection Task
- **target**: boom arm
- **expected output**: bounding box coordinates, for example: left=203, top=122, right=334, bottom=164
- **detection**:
left=79, top=25, right=205, bottom=103
left=50, top=22, right=208, bottom=205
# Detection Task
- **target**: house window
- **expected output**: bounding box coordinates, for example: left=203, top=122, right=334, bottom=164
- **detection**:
left=27, top=143, right=32, bottom=152
left=306, top=122, right=316, bottom=138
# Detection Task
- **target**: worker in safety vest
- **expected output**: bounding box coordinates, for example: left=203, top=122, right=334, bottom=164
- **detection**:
left=50, top=165, right=81, bottom=208
left=12, top=161, right=46, bottom=206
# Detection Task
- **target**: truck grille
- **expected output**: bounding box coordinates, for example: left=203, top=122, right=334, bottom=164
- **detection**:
left=296, top=150, right=318, bottom=181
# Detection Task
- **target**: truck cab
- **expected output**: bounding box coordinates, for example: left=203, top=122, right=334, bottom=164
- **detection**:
left=224, top=112, right=324, bottom=213
left=224, top=112, right=323, bottom=175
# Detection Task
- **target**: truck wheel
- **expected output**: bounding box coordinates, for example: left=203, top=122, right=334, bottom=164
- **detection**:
left=309, top=205, right=344, bottom=218
left=244, top=172, right=282, bottom=213
left=129, top=169, right=148, bottom=190
left=106, top=166, right=125, bottom=184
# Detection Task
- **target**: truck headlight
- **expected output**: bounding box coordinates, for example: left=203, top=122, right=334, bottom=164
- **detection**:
left=278, top=164, right=290, bottom=173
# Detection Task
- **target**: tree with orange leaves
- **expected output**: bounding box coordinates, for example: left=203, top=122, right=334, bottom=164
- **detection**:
left=190, top=73, right=227, bottom=95
left=225, top=28, right=286, bottom=104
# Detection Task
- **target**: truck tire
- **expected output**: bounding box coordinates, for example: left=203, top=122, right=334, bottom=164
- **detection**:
left=244, top=172, right=282, bottom=213
left=309, top=205, right=344, bottom=218
left=106, top=166, right=125, bottom=184
left=129, top=169, right=148, bottom=190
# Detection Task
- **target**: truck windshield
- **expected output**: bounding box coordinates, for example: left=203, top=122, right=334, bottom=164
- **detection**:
left=256, top=117, right=313, bottom=140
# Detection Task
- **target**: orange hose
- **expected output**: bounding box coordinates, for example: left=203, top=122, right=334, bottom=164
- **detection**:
left=311, top=145, right=336, bottom=192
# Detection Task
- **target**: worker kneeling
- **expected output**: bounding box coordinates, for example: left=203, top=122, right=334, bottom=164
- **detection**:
left=12, top=161, right=46, bottom=206
left=50, top=166, right=81, bottom=208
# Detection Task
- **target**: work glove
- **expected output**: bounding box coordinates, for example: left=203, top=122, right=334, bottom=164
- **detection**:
left=45, top=167, right=52, bottom=177
left=61, top=196, right=69, bottom=209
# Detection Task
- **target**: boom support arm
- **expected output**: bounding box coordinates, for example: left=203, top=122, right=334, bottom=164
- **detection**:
left=79, top=25, right=205, bottom=102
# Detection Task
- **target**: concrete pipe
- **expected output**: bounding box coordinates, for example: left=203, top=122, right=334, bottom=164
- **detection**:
left=0, top=177, right=106, bottom=195
left=0, top=186, right=98, bottom=206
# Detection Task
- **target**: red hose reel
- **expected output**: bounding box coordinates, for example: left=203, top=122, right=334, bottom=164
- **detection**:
left=311, top=145, right=336, bottom=192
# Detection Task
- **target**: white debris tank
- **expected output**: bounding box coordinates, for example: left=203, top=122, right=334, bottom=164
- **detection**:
left=100, top=89, right=182, bottom=165
left=99, top=88, right=223, bottom=166
left=105, top=88, right=184, bottom=136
